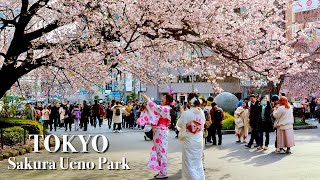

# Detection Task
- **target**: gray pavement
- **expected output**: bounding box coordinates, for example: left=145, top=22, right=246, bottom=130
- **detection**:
left=0, top=121, right=320, bottom=180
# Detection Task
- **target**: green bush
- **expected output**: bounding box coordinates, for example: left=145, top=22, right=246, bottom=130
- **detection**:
left=2, top=126, right=28, bottom=145
left=222, top=112, right=235, bottom=130
left=294, top=120, right=308, bottom=126
left=0, top=118, right=43, bottom=134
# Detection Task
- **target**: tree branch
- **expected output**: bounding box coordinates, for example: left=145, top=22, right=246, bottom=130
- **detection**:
left=25, top=20, right=59, bottom=41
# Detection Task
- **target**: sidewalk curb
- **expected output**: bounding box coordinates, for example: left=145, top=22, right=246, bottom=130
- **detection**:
left=293, top=125, right=318, bottom=130
left=222, top=130, right=235, bottom=135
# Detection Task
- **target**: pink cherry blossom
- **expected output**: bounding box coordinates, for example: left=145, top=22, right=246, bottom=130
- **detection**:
left=0, top=0, right=311, bottom=98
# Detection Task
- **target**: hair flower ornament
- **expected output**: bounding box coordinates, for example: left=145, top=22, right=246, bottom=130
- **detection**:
left=190, top=97, right=198, bottom=105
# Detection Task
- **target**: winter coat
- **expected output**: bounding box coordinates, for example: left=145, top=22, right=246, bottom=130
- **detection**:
left=249, top=101, right=262, bottom=129
left=111, top=105, right=124, bottom=123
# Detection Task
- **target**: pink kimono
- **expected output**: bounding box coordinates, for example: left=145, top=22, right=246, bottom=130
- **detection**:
left=138, top=100, right=171, bottom=176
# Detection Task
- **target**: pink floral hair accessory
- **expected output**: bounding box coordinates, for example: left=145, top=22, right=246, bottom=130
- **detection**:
left=170, top=100, right=176, bottom=106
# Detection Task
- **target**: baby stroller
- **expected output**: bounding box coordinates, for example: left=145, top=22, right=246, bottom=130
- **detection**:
left=144, top=125, right=153, bottom=141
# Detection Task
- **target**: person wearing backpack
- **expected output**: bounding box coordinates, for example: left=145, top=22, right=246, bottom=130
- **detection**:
left=71, top=105, right=81, bottom=131
left=210, top=102, right=224, bottom=145
left=111, top=101, right=123, bottom=132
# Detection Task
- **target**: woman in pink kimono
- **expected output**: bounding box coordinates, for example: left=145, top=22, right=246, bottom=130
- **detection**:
left=141, top=93, right=173, bottom=179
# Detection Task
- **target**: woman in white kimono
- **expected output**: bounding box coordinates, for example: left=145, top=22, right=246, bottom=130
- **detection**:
left=142, top=93, right=173, bottom=179
left=177, top=93, right=205, bottom=180
left=234, top=101, right=250, bottom=143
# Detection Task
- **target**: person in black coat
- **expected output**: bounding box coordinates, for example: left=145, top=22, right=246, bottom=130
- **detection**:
left=81, top=100, right=91, bottom=131
left=245, top=94, right=262, bottom=148
left=49, top=103, right=59, bottom=131
left=257, top=96, right=273, bottom=150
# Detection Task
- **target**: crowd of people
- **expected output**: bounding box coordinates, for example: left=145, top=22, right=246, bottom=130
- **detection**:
left=22, top=92, right=297, bottom=179
left=302, top=97, right=320, bottom=121
left=29, top=99, right=149, bottom=132
left=234, top=94, right=295, bottom=154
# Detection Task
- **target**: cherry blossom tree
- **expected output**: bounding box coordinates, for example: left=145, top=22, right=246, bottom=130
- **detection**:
left=0, top=0, right=308, bottom=98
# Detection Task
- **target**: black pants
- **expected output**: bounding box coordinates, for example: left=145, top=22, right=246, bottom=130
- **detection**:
left=113, top=123, right=122, bottom=130
left=50, top=116, right=58, bottom=131
left=81, top=116, right=89, bottom=131
left=93, top=114, right=102, bottom=127
left=90, top=115, right=94, bottom=126
left=107, top=118, right=112, bottom=128
left=248, top=128, right=259, bottom=147
left=64, top=118, right=72, bottom=131
left=206, top=125, right=214, bottom=142
left=44, top=120, right=50, bottom=129
left=170, top=116, right=177, bottom=130
left=212, top=124, right=222, bottom=145
left=258, top=130, right=270, bottom=147
left=128, top=115, right=135, bottom=128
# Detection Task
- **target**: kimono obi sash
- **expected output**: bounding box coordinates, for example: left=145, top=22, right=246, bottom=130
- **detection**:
left=186, top=119, right=202, bottom=134
left=152, top=117, right=169, bottom=128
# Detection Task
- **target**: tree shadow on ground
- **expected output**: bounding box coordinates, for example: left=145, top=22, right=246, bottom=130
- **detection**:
left=205, top=141, right=288, bottom=167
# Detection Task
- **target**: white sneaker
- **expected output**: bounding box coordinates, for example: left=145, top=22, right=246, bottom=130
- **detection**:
left=118, top=130, right=123, bottom=133
left=112, top=130, right=116, bottom=133
left=263, top=146, right=268, bottom=150
left=279, top=149, right=286, bottom=154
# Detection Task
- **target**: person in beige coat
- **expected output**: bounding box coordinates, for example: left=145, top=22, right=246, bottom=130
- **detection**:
left=273, top=96, right=295, bottom=154
left=111, top=102, right=124, bottom=132
left=42, top=106, right=51, bottom=129
left=234, top=101, right=250, bottom=143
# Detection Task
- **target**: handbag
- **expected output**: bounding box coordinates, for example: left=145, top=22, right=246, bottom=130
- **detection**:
left=204, top=120, right=212, bottom=129
left=235, top=118, right=244, bottom=128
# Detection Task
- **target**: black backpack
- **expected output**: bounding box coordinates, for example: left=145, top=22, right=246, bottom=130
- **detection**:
left=115, top=108, right=121, bottom=116
left=213, top=109, right=224, bottom=122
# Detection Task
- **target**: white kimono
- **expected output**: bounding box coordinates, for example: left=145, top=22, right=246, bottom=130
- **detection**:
left=177, top=107, right=205, bottom=180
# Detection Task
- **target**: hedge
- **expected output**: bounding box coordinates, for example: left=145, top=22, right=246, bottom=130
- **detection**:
left=1, top=126, right=28, bottom=145
left=0, top=118, right=43, bottom=134
left=222, top=112, right=235, bottom=130
left=294, top=120, right=308, bottom=126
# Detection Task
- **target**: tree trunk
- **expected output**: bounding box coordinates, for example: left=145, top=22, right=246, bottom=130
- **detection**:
left=0, top=62, right=40, bottom=98
left=0, top=67, right=21, bottom=98
left=267, top=75, right=285, bottom=97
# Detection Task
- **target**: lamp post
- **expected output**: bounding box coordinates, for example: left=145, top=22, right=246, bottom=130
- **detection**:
left=123, top=73, right=127, bottom=103
left=139, top=81, right=142, bottom=102
left=191, top=73, right=195, bottom=92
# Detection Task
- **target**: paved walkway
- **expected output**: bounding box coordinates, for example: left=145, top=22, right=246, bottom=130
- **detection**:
left=0, top=121, right=320, bottom=180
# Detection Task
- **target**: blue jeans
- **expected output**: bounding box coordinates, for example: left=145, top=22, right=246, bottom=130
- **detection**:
left=258, top=130, right=270, bottom=147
